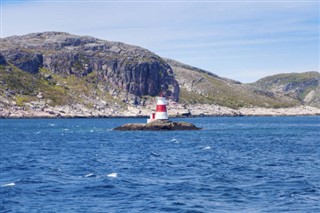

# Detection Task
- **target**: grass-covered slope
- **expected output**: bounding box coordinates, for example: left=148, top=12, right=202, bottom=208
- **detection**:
left=165, top=59, right=299, bottom=109
left=251, top=72, right=320, bottom=108
left=0, top=65, right=69, bottom=106
left=0, top=64, right=125, bottom=110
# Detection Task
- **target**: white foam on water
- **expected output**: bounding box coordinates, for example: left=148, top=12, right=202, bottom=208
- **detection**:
left=49, top=123, right=56, bottom=127
left=170, top=138, right=180, bottom=143
left=85, top=173, right=95, bottom=178
left=63, top=128, right=69, bottom=131
left=151, top=151, right=160, bottom=157
left=203, top=146, right=212, bottom=150
left=2, top=182, right=15, bottom=187
left=35, top=131, right=41, bottom=134
left=90, top=130, right=94, bottom=133
left=107, top=173, right=118, bottom=178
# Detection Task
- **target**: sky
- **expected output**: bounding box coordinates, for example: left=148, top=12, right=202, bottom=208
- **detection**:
left=1, top=0, right=319, bottom=83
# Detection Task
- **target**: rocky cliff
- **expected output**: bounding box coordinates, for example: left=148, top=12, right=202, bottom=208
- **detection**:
left=0, top=53, right=7, bottom=65
left=1, top=32, right=179, bottom=104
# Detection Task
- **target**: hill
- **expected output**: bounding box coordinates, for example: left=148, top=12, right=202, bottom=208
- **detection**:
left=165, top=58, right=300, bottom=109
left=250, top=72, right=320, bottom=108
left=0, top=32, right=179, bottom=103
left=0, top=32, right=319, bottom=117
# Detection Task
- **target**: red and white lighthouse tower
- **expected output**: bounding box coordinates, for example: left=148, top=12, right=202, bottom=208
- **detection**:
left=147, top=93, right=169, bottom=123
left=155, top=96, right=168, bottom=120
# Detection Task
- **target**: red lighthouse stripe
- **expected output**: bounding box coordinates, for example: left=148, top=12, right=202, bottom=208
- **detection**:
left=156, top=105, right=167, bottom=112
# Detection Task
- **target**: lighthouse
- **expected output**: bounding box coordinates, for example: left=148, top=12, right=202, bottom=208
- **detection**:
left=114, top=92, right=201, bottom=130
left=147, top=95, right=169, bottom=123
left=155, top=96, right=168, bottom=120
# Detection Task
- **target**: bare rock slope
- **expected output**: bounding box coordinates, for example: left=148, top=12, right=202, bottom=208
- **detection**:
left=250, top=72, right=320, bottom=108
left=165, top=58, right=300, bottom=108
left=1, top=32, right=179, bottom=103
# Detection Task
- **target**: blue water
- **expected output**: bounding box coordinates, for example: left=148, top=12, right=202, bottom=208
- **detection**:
left=1, top=117, right=320, bottom=212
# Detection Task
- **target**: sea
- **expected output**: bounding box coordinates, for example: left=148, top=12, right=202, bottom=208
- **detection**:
left=0, top=116, right=319, bottom=212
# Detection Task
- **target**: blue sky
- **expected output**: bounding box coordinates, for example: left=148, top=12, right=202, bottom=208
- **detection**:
left=1, top=0, right=319, bottom=83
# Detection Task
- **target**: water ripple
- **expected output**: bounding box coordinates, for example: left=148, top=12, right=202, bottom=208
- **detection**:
left=1, top=117, right=320, bottom=212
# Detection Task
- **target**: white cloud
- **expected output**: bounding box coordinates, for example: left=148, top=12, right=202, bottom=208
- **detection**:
left=1, top=1, right=319, bottom=82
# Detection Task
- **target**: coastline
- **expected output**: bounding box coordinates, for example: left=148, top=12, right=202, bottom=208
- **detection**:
left=1, top=104, right=319, bottom=119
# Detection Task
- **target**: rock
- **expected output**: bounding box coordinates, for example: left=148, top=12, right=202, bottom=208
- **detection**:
left=180, top=111, right=192, bottom=117
left=113, top=119, right=201, bottom=131
left=2, top=49, right=43, bottom=74
left=251, top=72, right=320, bottom=108
left=0, top=53, right=7, bottom=65
left=1, top=32, right=180, bottom=102
left=37, top=92, right=44, bottom=99
left=44, top=74, right=52, bottom=80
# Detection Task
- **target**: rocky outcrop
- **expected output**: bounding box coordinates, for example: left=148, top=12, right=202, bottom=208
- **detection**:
left=2, top=50, right=43, bottom=74
left=113, top=119, right=201, bottom=131
left=251, top=72, right=320, bottom=108
left=166, top=58, right=299, bottom=109
left=0, top=53, right=7, bottom=65
left=0, top=32, right=179, bottom=102
left=1, top=100, right=320, bottom=118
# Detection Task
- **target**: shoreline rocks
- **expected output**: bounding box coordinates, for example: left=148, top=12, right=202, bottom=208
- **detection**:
left=113, top=120, right=202, bottom=131
left=0, top=100, right=320, bottom=119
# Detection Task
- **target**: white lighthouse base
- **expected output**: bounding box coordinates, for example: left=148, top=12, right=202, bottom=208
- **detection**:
left=155, top=112, right=168, bottom=120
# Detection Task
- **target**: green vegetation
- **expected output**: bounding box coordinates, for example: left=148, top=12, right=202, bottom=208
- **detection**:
left=16, top=95, right=31, bottom=106
left=252, top=71, right=320, bottom=107
left=255, top=72, right=319, bottom=86
left=0, top=65, right=38, bottom=96
left=175, top=66, right=299, bottom=109
left=1, top=54, right=318, bottom=111
left=0, top=65, right=86, bottom=106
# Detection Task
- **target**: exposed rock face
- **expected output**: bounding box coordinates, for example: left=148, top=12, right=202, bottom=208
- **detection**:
left=251, top=72, right=320, bottom=108
left=165, top=58, right=299, bottom=108
left=3, top=50, right=43, bottom=74
left=0, top=53, right=7, bottom=65
left=0, top=32, right=179, bottom=102
left=113, top=119, right=201, bottom=131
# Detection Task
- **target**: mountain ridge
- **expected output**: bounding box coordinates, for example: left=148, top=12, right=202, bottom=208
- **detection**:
left=1, top=32, right=319, bottom=117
